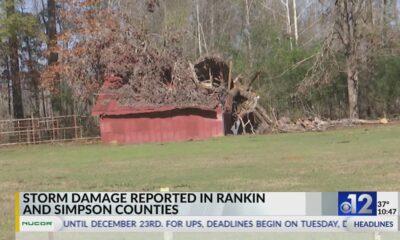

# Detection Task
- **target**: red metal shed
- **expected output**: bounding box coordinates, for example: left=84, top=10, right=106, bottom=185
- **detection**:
left=92, top=92, right=225, bottom=144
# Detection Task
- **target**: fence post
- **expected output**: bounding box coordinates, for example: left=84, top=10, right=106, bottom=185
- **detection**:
left=52, top=116, right=55, bottom=141
left=31, top=115, right=35, bottom=144
left=37, top=117, right=41, bottom=142
left=17, top=120, right=21, bottom=143
left=57, top=119, right=61, bottom=140
left=73, top=115, right=78, bottom=139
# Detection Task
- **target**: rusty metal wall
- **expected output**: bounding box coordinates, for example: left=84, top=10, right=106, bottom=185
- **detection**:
left=99, top=108, right=224, bottom=144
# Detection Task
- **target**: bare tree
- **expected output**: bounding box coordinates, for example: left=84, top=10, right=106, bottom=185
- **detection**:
left=196, top=0, right=202, bottom=56
left=292, top=0, right=298, bottom=46
left=280, top=0, right=293, bottom=49
left=334, top=0, right=367, bottom=119
left=300, top=0, right=379, bottom=119
left=245, top=0, right=253, bottom=66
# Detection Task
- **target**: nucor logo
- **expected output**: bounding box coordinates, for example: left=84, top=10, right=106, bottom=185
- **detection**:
left=22, top=221, right=53, bottom=226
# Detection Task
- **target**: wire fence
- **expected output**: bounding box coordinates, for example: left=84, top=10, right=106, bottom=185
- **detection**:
left=0, top=115, right=99, bottom=146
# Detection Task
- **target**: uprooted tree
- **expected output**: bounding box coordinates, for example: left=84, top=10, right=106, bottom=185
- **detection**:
left=99, top=38, right=274, bottom=134
left=47, top=2, right=274, bottom=134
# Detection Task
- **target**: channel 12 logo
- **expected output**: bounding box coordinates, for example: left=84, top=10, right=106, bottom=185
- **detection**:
left=338, top=192, right=377, bottom=216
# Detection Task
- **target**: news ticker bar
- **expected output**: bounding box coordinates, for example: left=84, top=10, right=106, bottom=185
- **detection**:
left=18, top=216, right=400, bottom=232
left=16, top=192, right=400, bottom=232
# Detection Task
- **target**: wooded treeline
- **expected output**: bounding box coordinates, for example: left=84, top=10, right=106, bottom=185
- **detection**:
left=1, top=0, right=400, bottom=121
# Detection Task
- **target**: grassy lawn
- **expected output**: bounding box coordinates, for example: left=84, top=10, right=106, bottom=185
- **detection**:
left=1, top=124, right=400, bottom=239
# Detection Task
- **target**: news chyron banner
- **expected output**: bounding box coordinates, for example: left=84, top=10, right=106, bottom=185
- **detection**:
left=16, top=192, right=399, bottom=233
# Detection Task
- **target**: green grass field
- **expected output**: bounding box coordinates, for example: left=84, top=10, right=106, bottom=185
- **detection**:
left=1, top=125, right=400, bottom=239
